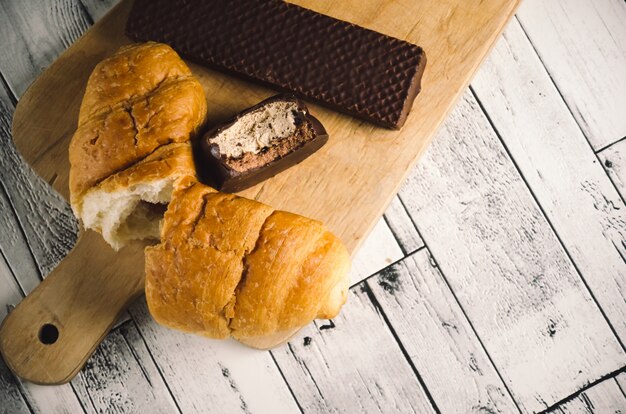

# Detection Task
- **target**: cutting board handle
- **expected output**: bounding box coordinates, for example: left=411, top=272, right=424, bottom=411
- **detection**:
left=0, top=229, right=147, bottom=384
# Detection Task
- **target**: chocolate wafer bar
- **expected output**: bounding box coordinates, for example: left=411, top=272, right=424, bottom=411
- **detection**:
left=125, top=0, right=427, bottom=129
left=199, top=94, right=328, bottom=192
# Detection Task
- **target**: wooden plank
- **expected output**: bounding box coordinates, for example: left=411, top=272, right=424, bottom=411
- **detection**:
left=349, top=194, right=425, bottom=286
left=70, top=321, right=179, bottom=414
left=547, top=376, right=626, bottom=413
left=17, top=381, right=86, bottom=414
left=128, top=299, right=301, bottom=413
left=367, top=249, right=519, bottom=413
left=383, top=195, right=425, bottom=255
left=0, top=358, right=30, bottom=414
left=615, top=372, right=626, bottom=396
left=0, top=253, right=24, bottom=322
left=471, top=20, right=626, bottom=344
left=349, top=217, right=404, bottom=285
left=516, top=0, right=626, bottom=150
left=0, top=87, right=77, bottom=281
left=0, top=83, right=42, bottom=294
left=398, top=90, right=626, bottom=413
left=598, top=139, right=626, bottom=200
left=0, top=254, right=31, bottom=413
left=271, top=285, right=436, bottom=413
left=0, top=182, right=41, bottom=296
left=0, top=0, right=91, bottom=98
left=79, top=0, right=118, bottom=22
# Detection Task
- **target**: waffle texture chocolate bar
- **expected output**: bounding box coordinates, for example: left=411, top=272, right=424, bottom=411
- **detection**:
left=125, top=0, right=427, bottom=129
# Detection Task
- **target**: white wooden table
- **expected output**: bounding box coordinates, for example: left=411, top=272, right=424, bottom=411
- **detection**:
left=1, top=0, right=625, bottom=413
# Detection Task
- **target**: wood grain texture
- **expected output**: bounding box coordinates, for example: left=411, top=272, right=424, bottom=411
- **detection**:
left=383, top=195, right=425, bottom=255
left=367, top=249, right=519, bottom=413
left=0, top=88, right=38, bottom=297
left=0, top=255, right=23, bottom=323
left=472, top=20, right=626, bottom=345
left=0, top=111, right=77, bottom=277
left=0, top=0, right=91, bottom=97
left=349, top=217, right=403, bottom=285
left=17, top=381, right=87, bottom=414
left=547, top=376, right=626, bottom=413
left=272, top=286, right=436, bottom=413
left=615, top=372, right=626, bottom=396
left=0, top=91, right=76, bottom=286
left=79, top=0, right=119, bottom=22
left=599, top=139, right=626, bottom=200
left=129, top=299, right=301, bottom=414
left=17, top=384, right=85, bottom=414
left=399, top=90, right=626, bottom=413
left=0, top=256, right=31, bottom=414
left=0, top=356, right=31, bottom=414
left=0, top=182, right=41, bottom=297
left=349, top=195, right=424, bottom=285
left=516, top=0, right=626, bottom=150
left=70, top=321, right=179, bottom=414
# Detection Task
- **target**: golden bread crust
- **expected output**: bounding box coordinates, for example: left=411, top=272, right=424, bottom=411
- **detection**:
left=145, top=181, right=351, bottom=346
left=78, top=42, right=192, bottom=122
left=93, top=142, right=195, bottom=196
left=69, top=42, right=207, bottom=209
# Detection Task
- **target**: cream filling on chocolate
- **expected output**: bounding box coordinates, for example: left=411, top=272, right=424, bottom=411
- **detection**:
left=209, top=101, right=298, bottom=159
left=224, top=127, right=312, bottom=173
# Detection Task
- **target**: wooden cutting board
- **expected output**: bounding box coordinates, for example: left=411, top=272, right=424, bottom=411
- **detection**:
left=0, top=0, right=519, bottom=384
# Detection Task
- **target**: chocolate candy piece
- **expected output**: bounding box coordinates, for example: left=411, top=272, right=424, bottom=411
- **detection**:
left=125, top=0, right=427, bottom=129
left=198, top=95, right=328, bottom=192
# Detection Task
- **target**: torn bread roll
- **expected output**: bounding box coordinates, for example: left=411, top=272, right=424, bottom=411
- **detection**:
left=145, top=178, right=351, bottom=349
left=69, top=42, right=207, bottom=250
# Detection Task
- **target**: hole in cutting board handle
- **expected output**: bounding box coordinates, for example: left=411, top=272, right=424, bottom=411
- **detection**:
left=38, top=324, right=59, bottom=345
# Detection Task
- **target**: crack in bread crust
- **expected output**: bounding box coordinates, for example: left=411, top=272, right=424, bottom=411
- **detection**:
left=187, top=193, right=210, bottom=243
left=77, top=141, right=185, bottom=210
left=123, top=105, right=140, bottom=147
left=79, top=74, right=186, bottom=126
left=225, top=211, right=272, bottom=332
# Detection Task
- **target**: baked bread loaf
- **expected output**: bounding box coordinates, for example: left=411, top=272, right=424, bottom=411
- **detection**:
left=69, top=42, right=207, bottom=249
left=145, top=177, right=351, bottom=348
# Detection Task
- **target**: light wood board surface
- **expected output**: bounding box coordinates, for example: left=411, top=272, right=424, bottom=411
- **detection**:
left=2, top=0, right=626, bottom=412
left=0, top=0, right=520, bottom=385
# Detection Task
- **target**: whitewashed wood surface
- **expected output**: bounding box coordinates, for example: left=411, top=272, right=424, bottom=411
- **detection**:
left=1, top=0, right=625, bottom=413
